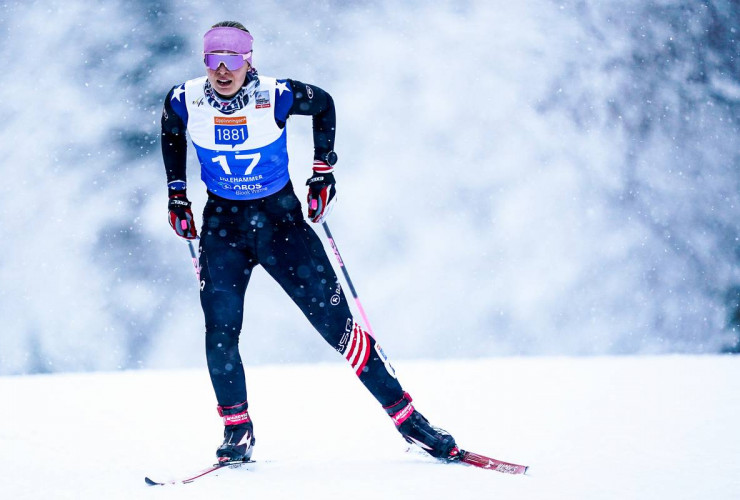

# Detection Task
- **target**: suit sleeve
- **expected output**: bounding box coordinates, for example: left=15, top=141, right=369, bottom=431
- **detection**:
left=275, top=79, right=336, bottom=162
left=161, top=86, right=189, bottom=192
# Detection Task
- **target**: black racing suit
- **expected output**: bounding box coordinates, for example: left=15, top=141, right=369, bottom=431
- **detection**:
left=161, top=77, right=405, bottom=411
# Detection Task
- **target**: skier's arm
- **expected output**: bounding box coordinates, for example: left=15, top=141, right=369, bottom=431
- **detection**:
left=274, top=79, right=337, bottom=223
left=161, top=86, right=189, bottom=193
left=275, top=79, right=336, bottom=162
left=161, top=86, right=197, bottom=239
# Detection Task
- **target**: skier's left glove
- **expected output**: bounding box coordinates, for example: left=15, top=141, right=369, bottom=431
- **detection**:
left=306, top=162, right=336, bottom=223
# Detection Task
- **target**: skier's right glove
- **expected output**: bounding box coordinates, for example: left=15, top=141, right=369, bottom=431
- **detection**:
left=168, top=191, right=198, bottom=239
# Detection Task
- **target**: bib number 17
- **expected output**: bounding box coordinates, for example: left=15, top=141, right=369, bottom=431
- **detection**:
left=212, top=153, right=261, bottom=176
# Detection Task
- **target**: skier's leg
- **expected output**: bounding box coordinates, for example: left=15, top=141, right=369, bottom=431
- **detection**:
left=200, top=199, right=258, bottom=462
left=199, top=203, right=257, bottom=409
left=254, top=187, right=458, bottom=459
left=256, top=210, right=404, bottom=406
left=260, top=219, right=457, bottom=458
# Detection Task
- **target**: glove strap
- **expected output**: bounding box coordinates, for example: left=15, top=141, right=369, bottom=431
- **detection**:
left=168, top=197, right=191, bottom=209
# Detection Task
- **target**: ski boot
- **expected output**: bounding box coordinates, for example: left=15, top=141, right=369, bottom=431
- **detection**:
left=384, top=392, right=459, bottom=461
left=216, top=402, right=255, bottom=463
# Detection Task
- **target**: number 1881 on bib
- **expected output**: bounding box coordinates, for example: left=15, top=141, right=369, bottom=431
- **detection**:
left=214, top=116, right=248, bottom=146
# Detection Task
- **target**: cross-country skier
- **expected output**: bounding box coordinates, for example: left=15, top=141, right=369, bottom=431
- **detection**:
left=161, top=21, right=459, bottom=464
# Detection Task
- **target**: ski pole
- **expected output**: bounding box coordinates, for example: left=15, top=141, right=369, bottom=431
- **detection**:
left=321, top=221, right=375, bottom=335
left=185, top=237, right=201, bottom=284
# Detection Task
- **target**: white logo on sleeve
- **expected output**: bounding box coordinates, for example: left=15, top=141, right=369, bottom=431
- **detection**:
left=276, top=81, right=291, bottom=95
left=171, top=85, right=185, bottom=102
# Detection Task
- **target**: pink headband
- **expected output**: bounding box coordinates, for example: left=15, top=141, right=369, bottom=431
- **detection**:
left=204, top=27, right=254, bottom=65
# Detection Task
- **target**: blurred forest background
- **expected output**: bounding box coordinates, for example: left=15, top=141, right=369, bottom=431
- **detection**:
left=0, top=0, right=738, bottom=375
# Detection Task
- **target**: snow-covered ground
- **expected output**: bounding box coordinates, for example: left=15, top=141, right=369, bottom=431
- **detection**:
left=2, top=356, right=738, bottom=499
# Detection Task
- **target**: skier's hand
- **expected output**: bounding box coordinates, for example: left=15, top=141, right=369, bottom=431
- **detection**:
left=306, top=163, right=336, bottom=223
left=168, top=191, right=198, bottom=239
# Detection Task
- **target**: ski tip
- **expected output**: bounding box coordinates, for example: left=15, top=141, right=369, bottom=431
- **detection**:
left=144, top=476, right=163, bottom=486
left=457, top=448, right=529, bottom=475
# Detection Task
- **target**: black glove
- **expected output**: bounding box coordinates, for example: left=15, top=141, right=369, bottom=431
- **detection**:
left=168, top=191, right=198, bottom=239
left=306, top=165, right=336, bottom=223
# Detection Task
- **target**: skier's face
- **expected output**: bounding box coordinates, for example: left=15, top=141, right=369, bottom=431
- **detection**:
left=206, top=51, right=251, bottom=98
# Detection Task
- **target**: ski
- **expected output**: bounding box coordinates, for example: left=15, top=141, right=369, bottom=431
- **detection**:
left=144, top=460, right=253, bottom=486
left=455, top=448, right=528, bottom=475
left=143, top=448, right=526, bottom=486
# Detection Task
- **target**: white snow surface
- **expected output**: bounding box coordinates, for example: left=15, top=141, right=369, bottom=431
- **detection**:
left=2, top=356, right=738, bottom=499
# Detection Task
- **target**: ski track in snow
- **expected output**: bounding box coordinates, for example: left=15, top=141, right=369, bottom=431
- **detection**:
left=1, top=356, right=739, bottom=499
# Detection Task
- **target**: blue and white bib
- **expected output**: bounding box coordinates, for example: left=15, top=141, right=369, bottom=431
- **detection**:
left=171, top=75, right=292, bottom=200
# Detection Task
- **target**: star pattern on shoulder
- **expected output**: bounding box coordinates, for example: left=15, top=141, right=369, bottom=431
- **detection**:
left=171, top=85, right=185, bottom=102
left=276, top=81, right=291, bottom=96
